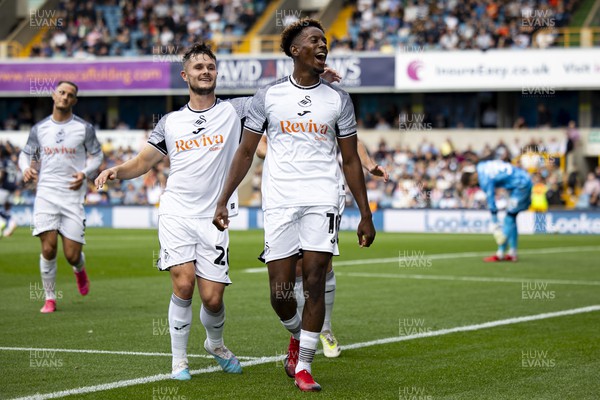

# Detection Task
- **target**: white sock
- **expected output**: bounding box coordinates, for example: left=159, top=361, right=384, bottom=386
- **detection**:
left=322, top=270, right=336, bottom=332
left=508, top=248, right=517, bottom=257
left=281, top=312, right=301, bottom=340
left=71, top=252, right=85, bottom=272
left=496, top=249, right=504, bottom=259
left=296, top=329, right=319, bottom=374
left=200, top=304, right=225, bottom=350
left=294, top=276, right=305, bottom=316
left=169, top=294, right=192, bottom=371
left=40, top=254, right=57, bottom=300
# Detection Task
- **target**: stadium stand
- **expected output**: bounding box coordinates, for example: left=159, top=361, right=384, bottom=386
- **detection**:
left=29, top=0, right=267, bottom=58
left=330, top=0, right=580, bottom=52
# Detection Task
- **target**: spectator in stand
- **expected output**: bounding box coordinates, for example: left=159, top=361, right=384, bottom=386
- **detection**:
left=565, top=120, right=581, bottom=177
left=481, top=105, right=498, bottom=128
left=546, top=174, right=564, bottom=207
left=513, top=116, right=527, bottom=130
left=530, top=174, right=549, bottom=212
left=578, top=172, right=600, bottom=208
left=537, top=104, right=552, bottom=128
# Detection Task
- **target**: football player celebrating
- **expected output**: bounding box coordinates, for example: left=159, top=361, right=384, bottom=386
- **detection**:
left=96, top=44, right=247, bottom=380
left=461, top=159, right=533, bottom=262
left=213, top=18, right=376, bottom=391
left=18, top=81, right=103, bottom=313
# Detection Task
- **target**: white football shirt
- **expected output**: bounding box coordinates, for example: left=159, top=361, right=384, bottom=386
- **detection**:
left=244, top=76, right=357, bottom=210
left=148, top=98, right=247, bottom=217
left=22, top=115, right=102, bottom=201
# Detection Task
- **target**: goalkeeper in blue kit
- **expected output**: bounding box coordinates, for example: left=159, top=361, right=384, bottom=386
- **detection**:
left=461, top=160, right=533, bottom=262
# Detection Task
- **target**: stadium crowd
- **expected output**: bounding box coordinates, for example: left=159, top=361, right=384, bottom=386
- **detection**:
left=331, top=0, right=578, bottom=52
left=1, top=133, right=599, bottom=209
left=27, top=0, right=580, bottom=58
left=30, top=0, right=266, bottom=58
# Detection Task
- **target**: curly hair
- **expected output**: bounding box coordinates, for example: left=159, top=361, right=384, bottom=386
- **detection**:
left=280, top=18, right=325, bottom=58
left=182, top=43, right=216, bottom=66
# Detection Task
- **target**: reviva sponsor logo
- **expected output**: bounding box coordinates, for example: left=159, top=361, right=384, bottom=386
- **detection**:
left=279, top=119, right=328, bottom=135
left=175, top=134, right=224, bottom=152
left=43, top=146, right=76, bottom=155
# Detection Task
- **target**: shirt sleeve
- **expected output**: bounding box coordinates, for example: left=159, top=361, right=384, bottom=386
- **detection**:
left=335, top=90, right=357, bottom=138
left=81, top=123, right=103, bottom=178
left=479, top=175, right=497, bottom=214
left=22, top=124, right=40, bottom=156
left=83, top=123, right=102, bottom=155
left=243, top=87, right=268, bottom=135
left=148, top=114, right=168, bottom=155
left=226, top=96, right=253, bottom=120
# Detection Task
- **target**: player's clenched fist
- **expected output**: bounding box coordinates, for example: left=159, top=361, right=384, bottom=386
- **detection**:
left=357, top=217, right=376, bottom=248
left=23, top=167, right=38, bottom=183
left=95, top=168, right=117, bottom=190
left=212, top=204, right=229, bottom=231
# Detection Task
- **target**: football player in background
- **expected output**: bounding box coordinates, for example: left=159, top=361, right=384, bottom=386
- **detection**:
left=256, top=135, right=388, bottom=358
left=18, top=81, right=103, bottom=313
left=461, top=159, right=533, bottom=262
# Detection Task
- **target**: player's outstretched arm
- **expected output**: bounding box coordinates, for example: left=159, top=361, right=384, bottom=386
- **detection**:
left=95, top=144, right=164, bottom=189
left=357, top=139, right=389, bottom=182
left=321, top=67, right=341, bottom=83
left=255, top=135, right=268, bottom=160
left=338, top=135, right=375, bottom=247
left=213, top=129, right=262, bottom=231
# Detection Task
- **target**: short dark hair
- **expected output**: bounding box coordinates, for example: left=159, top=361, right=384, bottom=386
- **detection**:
left=182, top=43, right=217, bottom=66
left=57, top=81, right=78, bottom=95
left=460, top=171, right=474, bottom=188
left=280, top=18, right=325, bottom=58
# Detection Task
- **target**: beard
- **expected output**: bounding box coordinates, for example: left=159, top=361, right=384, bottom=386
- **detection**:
left=189, top=80, right=216, bottom=95
left=54, top=104, right=72, bottom=112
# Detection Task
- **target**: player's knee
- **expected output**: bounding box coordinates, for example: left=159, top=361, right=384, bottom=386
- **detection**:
left=303, top=274, right=325, bottom=298
left=41, top=244, right=57, bottom=260
left=65, top=251, right=81, bottom=266
left=202, top=297, right=223, bottom=313
left=270, top=284, right=294, bottom=308
left=173, top=281, right=194, bottom=299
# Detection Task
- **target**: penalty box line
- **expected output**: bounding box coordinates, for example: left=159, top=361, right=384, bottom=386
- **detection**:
left=10, top=304, right=600, bottom=400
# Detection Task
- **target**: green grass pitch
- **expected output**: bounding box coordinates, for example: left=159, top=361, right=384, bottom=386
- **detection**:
left=1, top=228, right=599, bottom=399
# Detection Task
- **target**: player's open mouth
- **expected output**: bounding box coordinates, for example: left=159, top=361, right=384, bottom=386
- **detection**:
left=315, top=52, right=327, bottom=63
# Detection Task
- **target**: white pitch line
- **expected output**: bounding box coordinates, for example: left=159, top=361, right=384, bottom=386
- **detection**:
left=10, top=305, right=600, bottom=400
left=341, top=304, right=600, bottom=350
left=335, top=272, right=600, bottom=286
left=0, top=347, right=259, bottom=361
left=243, top=245, right=600, bottom=273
